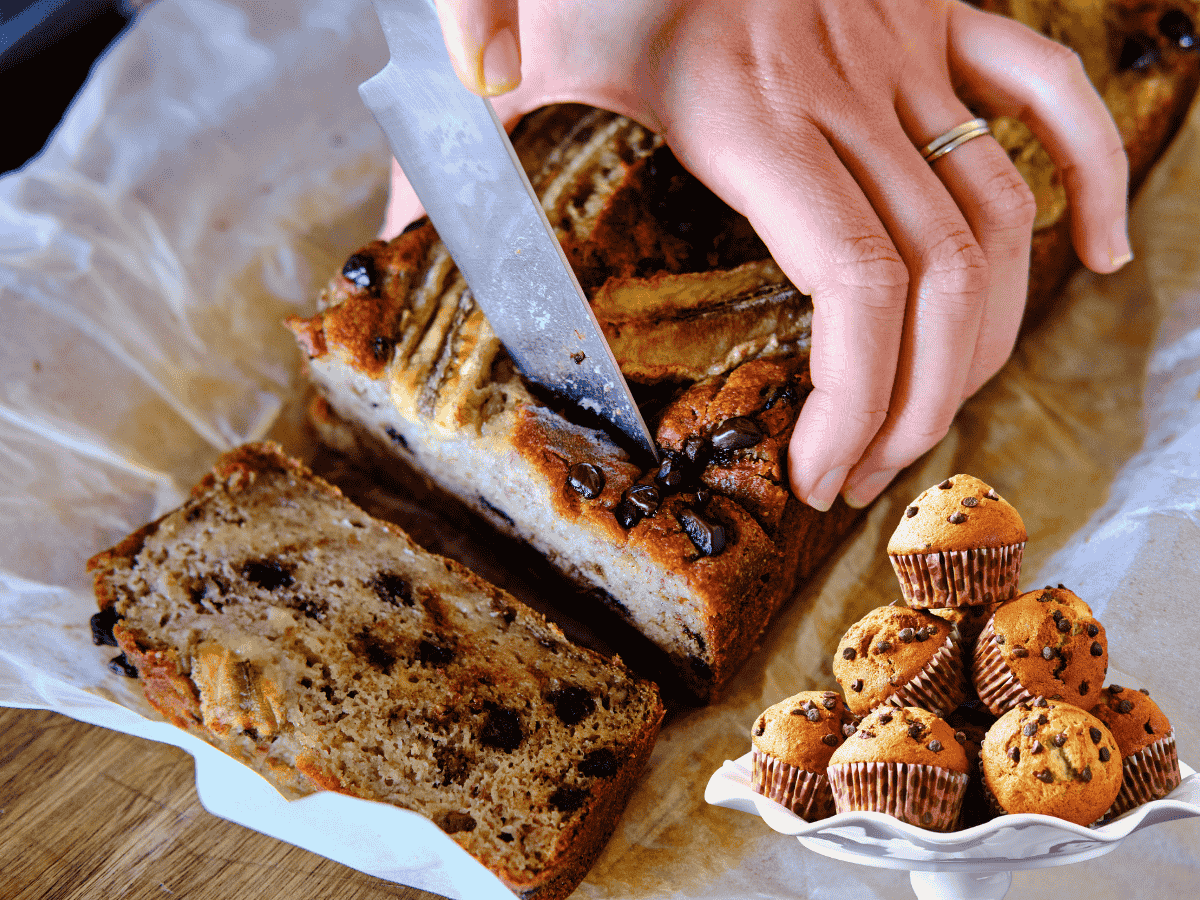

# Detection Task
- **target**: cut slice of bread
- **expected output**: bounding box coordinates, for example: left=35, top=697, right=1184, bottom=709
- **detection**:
left=88, top=442, right=663, bottom=900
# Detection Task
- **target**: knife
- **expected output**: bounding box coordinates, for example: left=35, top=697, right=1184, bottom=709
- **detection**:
left=359, top=0, right=658, bottom=462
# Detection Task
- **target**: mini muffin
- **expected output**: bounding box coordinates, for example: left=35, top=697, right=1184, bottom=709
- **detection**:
left=980, top=696, right=1123, bottom=826
left=1090, top=684, right=1181, bottom=819
left=833, top=605, right=967, bottom=717
left=971, top=586, right=1108, bottom=716
left=888, top=475, right=1026, bottom=608
left=826, top=706, right=971, bottom=831
left=750, top=690, right=856, bottom=821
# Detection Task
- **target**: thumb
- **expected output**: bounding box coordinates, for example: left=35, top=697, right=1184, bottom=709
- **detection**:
left=434, top=0, right=522, bottom=97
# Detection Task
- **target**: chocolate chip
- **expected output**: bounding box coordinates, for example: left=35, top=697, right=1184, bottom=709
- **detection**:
left=480, top=707, right=524, bottom=752
left=947, top=512, right=967, bottom=524
left=875, top=640, right=892, bottom=653
left=548, top=686, right=595, bottom=725
left=241, top=558, right=294, bottom=591
left=549, top=786, right=587, bottom=812
left=1140, top=688, right=1150, bottom=696
left=878, top=712, right=893, bottom=725
left=1144, top=721, right=1156, bottom=735
left=499, top=832, right=514, bottom=842
left=955, top=731, right=966, bottom=744
left=1118, top=33, right=1163, bottom=71
left=1099, top=746, right=1111, bottom=763
left=1110, top=684, right=1125, bottom=693
left=908, top=723, right=925, bottom=739
left=905, top=505, right=919, bottom=518
left=341, top=253, right=376, bottom=289
left=1079, top=765, right=1093, bottom=783
left=763, top=381, right=799, bottom=410
left=858, top=729, right=876, bottom=739
left=985, top=489, right=999, bottom=501
left=898, top=628, right=915, bottom=643
left=417, top=640, right=454, bottom=667
left=1090, top=641, right=1104, bottom=657
left=580, top=748, right=618, bottom=778
left=914, top=627, right=930, bottom=643
left=1036, top=769, right=1054, bottom=783
left=842, top=647, right=857, bottom=661
left=823, top=697, right=838, bottom=710
left=108, top=653, right=138, bottom=678
left=1031, top=740, right=1044, bottom=754
left=1035, top=697, right=1049, bottom=708
left=710, top=416, right=764, bottom=451
left=1012, top=646, right=1028, bottom=658
left=615, top=484, right=661, bottom=528
left=1159, top=9, right=1197, bottom=50
left=1056, top=618, right=1072, bottom=634
left=90, top=607, right=120, bottom=647
left=961, top=496, right=978, bottom=508
left=370, top=572, right=413, bottom=608
left=567, top=463, right=606, bottom=499
left=806, top=708, right=821, bottom=723
left=753, top=719, right=765, bottom=736
left=995, top=634, right=1006, bottom=645
left=1042, top=646, right=1056, bottom=660
left=1079, top=681, right=1090, bottom=696
left=1038, top=714, right=1049, bottom=725
left=1053, top=733, right=1068, bottom=747
left=1008, top=747, right=1020, bottom=763
left=938, top=479, right=953, bottom=489
left=843, top=723, right=858, bottom=737
left=1090, top=727, right=1103, bottom=744
left=654, top=454, right=685, bottom=491
left=1023, top=722, right=1038, bottom=737
left=1087, top=623, right=1099, bottom=638
left=927, top=740, right=943, bottom=752
left=851, top=679, right=863, bottom=692
left=679, top=508, right=726, bottom=557
left=440, top=811, right=477, bottom=834
left=1118, top=699, right=1134, bottom=714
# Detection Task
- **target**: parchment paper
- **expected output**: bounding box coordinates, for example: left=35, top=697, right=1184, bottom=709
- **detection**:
left=1, top=2, right=1197, bottom=898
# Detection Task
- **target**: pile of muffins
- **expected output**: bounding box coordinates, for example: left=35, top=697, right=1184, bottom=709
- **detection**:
left=749, top=475, right=1182, bottom=831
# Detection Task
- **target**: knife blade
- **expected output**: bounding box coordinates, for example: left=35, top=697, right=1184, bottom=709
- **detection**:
left=359, top=0, right=658, bottom=462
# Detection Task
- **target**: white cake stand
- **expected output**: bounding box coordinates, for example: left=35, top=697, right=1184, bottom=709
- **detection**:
left=704, top=753, right=1200, bottom=900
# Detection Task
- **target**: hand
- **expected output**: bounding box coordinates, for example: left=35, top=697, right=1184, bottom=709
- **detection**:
left=387, top=0, right=1130, bottom=510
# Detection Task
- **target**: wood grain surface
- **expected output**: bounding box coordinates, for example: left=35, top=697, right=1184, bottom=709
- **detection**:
left=0, top=707, right=451, bottom=900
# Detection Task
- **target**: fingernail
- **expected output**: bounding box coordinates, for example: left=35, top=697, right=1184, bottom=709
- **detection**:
left=805, top=466, right=850, bottom=513
left=843, top=468, right=900, bottom=509
left=1110, top=220, right=1133, bottom=270
left=482, top=27, right=521, bottom=96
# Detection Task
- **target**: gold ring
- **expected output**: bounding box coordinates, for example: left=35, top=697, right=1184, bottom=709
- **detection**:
left=920, top=117, right=991, bottom=163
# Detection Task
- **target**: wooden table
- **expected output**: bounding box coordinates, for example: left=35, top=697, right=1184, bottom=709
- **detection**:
left=0, top=707, right=449, bottom=900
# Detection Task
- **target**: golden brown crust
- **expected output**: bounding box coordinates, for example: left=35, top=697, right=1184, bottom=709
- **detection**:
left=751, top=691, right=855, bottom=771
left=980, top=697, right=1123, bottom=824
left=1090, top=684, right=1173, bottom=756
left=888, top=475, right=1027, bottom=554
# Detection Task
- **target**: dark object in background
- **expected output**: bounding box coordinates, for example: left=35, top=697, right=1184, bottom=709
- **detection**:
left=0, top=1, right=143, bottom=174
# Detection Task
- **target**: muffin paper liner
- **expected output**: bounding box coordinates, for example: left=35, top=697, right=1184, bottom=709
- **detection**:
left=971, top=616, right=1034, bottom=716
left=890, top=543, right=1024, bottom=608
left=827, top=761, right=968, bottom=832
left=1104, top=730, right=1182, bottom=820
left=882, top=626, right=966, bottom=717
left=751, top=749, right=835, bottom=822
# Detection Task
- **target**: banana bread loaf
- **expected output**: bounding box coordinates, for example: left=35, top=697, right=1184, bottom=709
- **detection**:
left=88, top=442, right=664, bottom=900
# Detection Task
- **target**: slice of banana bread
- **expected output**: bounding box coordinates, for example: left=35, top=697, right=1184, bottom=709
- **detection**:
left=88, top=442, right=663, bottom=900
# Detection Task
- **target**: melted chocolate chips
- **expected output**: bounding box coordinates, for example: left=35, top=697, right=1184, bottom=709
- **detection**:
left=710, top=416, right=764, bottom=452
left=548, top=786, right=587, bottom=812
left=1118, top=32, right=1163, bottom=71
left=567, top=462, right=606, bottom=499
left=580, top=748, right=618, bottom=778
left=480, top=706, right=524, bottom=752
left=1159, top=9, right=1197, bottom=50
left=548, top=686, right=595, bottom=725
left=679, top=508, right=726, bottom=557
left=240, top=559, right=294, bottom=591
left=90, top=607, right=120, bottom=647
left=108, top=653, right=138, bottom=678
left=341, top=253, right=376, bottom=289
left=614, top=484, right=661, bottom=529
left=370, top=571, right=414, bottom=608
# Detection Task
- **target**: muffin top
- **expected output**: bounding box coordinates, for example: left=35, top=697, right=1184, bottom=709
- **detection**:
left=751, top=690, right=855, bottom=771
left=833, top=605, right=963, bottom=716
left=829, top=706, right=969, bottom=773
left=980, top=696, right=1122, bottom=826
left=888, top=475, right=1026, bottom=554
left=983, top=586, right=1108, bottom=704
left=1090, top=684, right=1173, bottom=758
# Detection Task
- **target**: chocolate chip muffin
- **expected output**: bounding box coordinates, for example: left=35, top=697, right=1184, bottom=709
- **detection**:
left=972, top=586, right=1108, bottom=716
left=827, top=706, right=971, bottom=831
left=888, top=475, right=1026, bottom=608
left=750, top=690, right=856, bottom=821
left=1090, top=684, right=1182, bottom=819
left=833, top=605, right=967, bottom=718
left=980, top=696, right=1123, bottom=825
